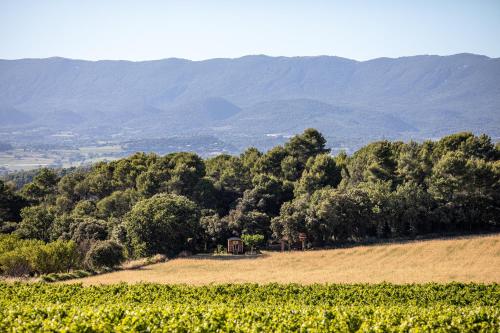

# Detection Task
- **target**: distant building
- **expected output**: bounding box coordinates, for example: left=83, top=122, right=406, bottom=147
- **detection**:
left=227, top=237, right=244, bottom=254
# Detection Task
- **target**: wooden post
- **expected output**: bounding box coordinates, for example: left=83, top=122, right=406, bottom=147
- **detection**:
left=299, top=233, right=307, bottom=251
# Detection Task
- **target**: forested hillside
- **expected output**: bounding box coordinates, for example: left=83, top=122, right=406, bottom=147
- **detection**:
left=0, top=129, right=499, bottom=276
left=1, top=54, right=499, bottom=152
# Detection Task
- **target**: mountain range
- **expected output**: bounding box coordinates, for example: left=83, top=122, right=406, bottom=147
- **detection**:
left=0, top=53, right=499, bottom=151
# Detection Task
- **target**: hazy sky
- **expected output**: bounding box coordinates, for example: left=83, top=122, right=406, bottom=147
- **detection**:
left=1, top=0, right=499, bottom=61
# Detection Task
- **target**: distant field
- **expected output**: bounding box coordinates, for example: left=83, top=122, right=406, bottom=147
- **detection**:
left=0, top=150, right=55, bottom=171
left=0, top=147, right=122, bottom=172
left=68, top=233, right=500, bottom=285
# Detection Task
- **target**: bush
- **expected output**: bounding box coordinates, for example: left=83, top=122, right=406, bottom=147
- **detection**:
left=0, top=234, right=80, bottom=276
left=31, top=240, right=80, bottom=274
left=0, top=221, right=18, bottom=234
left=85, top=240, right=125, bottom=269
left=0, top=249, right=32, bottom=276
left=0, top=235, right=42, bottom=276
left=241, top=234, right=265, bottom=254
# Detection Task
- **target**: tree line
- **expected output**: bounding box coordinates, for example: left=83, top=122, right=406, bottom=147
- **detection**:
left=0, top=129, right=498, bottom=275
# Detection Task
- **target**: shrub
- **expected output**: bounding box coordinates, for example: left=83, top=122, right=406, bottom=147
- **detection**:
left=31, top=240, right=80, bottom=274
left=0, top=234, right=80, bottom=276
left=85, top=240, right=125, bottom=269
left=0, top=235, right=42, bottom=276
left=0, top=221, right=18, bottom=234
left=241, top=234, right=265, bottom=254
left=0, top=249, right=32, bottom=276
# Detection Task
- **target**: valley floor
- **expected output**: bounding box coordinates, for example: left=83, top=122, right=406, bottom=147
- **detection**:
left=67, top=234, right=500, bottom=285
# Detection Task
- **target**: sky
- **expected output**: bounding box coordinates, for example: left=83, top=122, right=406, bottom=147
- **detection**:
left=1, top=0, right=500, bottom=61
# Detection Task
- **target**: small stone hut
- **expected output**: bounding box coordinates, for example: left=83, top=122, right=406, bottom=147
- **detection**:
left=227, top=237, right=244, bottom=254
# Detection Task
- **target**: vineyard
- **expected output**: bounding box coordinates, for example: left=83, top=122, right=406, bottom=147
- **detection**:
left=1, top=283, right=498, bottom=332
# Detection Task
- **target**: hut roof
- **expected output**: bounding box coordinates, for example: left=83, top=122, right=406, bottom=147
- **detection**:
left=228, top=237, right=242, bottom=241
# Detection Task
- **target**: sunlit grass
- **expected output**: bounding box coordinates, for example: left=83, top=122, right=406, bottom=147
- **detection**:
left=67, top=233, right=500, bottom=285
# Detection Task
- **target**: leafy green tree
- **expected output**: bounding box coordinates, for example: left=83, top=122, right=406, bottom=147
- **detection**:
left=271, top=196, right=309, bottom=243
left=96, top=189, right=140, bottom=219
left=71, top=200, right=97, bottom=217
left=240, top=147, right=262, bottom=178
left=49, top=214, right=75, bottom=241
left=136, top=152, right=209, bottom=206
left=295, top=154, right=341, bottom=195
left=390, top=182, right=435, bottom=236
left=15, top=205, right=54, bottom=242
left=249, top=174, right=293, bottom=216
left=57, top=170, right=86, bottom=202
left=307, top=188, right=372, bottom=243
left=167, top=152, right=206, bottom=196
left=344, top=141, right=400, bottom=187
left=205, top=154, right=251, bottom=213
left=0, top=180, right=27, bottom=223
left=70, top=218, right=108, bottom=244
left=20, top=168, right=59, bottom=203
left=81, top=162, right=114, bottom=200
left=432, top=132, right=498, bottom=162
left=206, top=155, right=251, bottom=194
left=110, top=152, right=155, bottom=190
left=284, top=128, right=329, bottom=166
left=270, top=128, right=330, bottom=181
left=124, top=193, right=200, bottom=257
left=255, top=146, right=287, bottom=178
left=429, top=152, right=499, bottom=230
left=241, top=234, right=265, bottom=254
left=54, top=195, right=74, bottom=214
left=396, top=141, right=426, bottom=185
left=226, top=209, right=270, bottom=237
left=280, top=155, right=302, bottom=181
left=200, top=212, right=230, bottom=249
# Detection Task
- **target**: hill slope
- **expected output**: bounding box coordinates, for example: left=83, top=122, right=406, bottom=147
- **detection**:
left=67, top=234, right=500, bottom=285
left=0, top=54, right=499, bottom=151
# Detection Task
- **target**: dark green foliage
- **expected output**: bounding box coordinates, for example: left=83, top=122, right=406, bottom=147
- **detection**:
left=1, top=128, right=498, bottom=270
left=96, top=189, right=139, bottom=219
left=20, top=168, right=59, bottom=203
left=0, top=180, right=27, bottom=222
left=124, top=193, right=200, bottom=257
left=307, top=188, right=373, bottom=243
left=285, top=128, right=330, bottom=166
left=84, top=240, right=125, bottom=269
left=71, top=218, right=108, bottom=244
left=15, top=205, right=54, bottom=242
left=200, top=212, right=230, bottom=248
left=271, top=196, right=309, bottom=243
left=295, top=153, right=341, bottom=195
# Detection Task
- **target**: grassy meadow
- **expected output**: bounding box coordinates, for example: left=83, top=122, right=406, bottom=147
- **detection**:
left=66, top=233, right=500, bottom=285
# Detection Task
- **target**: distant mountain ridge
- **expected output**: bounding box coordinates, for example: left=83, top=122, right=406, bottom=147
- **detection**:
left=0, top=54, right=499, bottom=150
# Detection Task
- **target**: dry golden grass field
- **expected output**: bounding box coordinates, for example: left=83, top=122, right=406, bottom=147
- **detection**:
left=68, top=234, right=500, bottom=285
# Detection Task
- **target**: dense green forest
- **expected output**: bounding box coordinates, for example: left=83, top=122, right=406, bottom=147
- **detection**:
left=0, top=129, right=499, bottom=276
